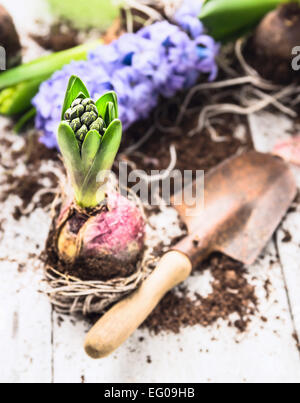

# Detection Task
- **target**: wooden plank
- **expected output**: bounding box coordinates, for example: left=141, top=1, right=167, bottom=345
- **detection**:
left=248, top=111, right=294, bottom=154
left=0, top=207, right=53, bottom=383
left=52, top=313, right=89, bottom=384
left=249, top=112, right=300, bottom=344
left=248, top=111, right=300, bottom=187
left=0, top=1, right=54, bottom=383
left=276, top=197, right=300, bottom=341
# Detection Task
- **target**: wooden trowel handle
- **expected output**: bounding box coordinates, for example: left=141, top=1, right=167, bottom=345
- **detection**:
left=84, top=251, right=192, bottom=359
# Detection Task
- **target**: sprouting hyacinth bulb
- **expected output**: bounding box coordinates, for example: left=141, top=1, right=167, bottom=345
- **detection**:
left=56, top=76, right=146, bottom=281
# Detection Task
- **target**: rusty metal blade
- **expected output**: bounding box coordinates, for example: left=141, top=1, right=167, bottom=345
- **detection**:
left=174, top=152, right=297, bottom=266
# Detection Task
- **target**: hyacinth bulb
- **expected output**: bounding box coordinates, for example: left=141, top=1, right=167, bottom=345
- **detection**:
left=55, top=76, right=146, bottom=280
left=57, top=192, right=145, bottom=280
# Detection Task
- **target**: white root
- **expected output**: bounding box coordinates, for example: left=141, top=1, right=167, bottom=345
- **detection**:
left=124, top=0, right=182, bottom=20
left=123, top=0, right=164, bottom=25
left=135, top=144, right=177, bottom=184
left=124, top=5, right=134, bottom=33
left=249, top=88, right=297, bottom=118
left=176, top=77, right=282, bottom=127
left=188, top=86, right=296, bottom=136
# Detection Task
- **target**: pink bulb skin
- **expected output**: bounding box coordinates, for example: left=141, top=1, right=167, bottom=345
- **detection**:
left=81, top=193, right=145, bottom=263
left=56, top=192, right=145, bottom=280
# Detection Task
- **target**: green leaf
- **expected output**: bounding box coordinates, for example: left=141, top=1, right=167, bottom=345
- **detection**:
left=0, top=41, right=101, bottom=90
left=78, top=119, right=122, bottom=207
left=104, top=101, right=116, bottom=127
left=81, top=130, right=102, bottom=174
left=57, top=122, right=84, bottom=199
left=0, top=76, right=47, bottom=115
left=0, top=41, right=101, bottom=117
left=61, top=75, right=90, bottom=120
left=200, top=0, right=290, bottom=41
left=14, top=108, right=36, bottom=133
left=95, top=91, right=118, bottom=120
left=96, top=119, right=122, bottom=172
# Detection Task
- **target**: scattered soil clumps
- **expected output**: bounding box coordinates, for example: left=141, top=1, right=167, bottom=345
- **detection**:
left=0, top=133, right=60, bottom=218
left=142, top=254, right=257, bottom=334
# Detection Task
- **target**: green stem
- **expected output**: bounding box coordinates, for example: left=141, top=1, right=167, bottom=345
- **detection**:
left=200, top=0, right=292, bottom=41
left=0, top=40, right=101, bottom=90
left=14, top=108, right=36, bottom=133
left=0, top=77, right=48, bottom=115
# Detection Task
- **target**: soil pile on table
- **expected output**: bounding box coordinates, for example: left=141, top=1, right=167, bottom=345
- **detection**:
left=142, top=253, right=257, bottom=334
left=0, top=133, right=60, bottom=220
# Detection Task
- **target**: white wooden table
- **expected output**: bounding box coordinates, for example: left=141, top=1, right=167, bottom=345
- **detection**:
left=0, top=0, right=300, bottom=384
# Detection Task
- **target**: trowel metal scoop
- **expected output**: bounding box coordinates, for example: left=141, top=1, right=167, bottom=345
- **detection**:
left=85, top=151, right=296, bottom=359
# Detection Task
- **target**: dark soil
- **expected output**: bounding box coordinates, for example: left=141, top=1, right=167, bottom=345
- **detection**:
left=122, top=110, right=252, bottom=175
left=0, top=5, right=22, bottom=68
left=11, top=132, right=60, bottom=164
left=0, top=133, right=60, bottom=219
left=281, top=229, right=292, bottom=243
left=72, top=254, right=138, bottom=281
left=31, top=22, right=79, bottom=52
left=142, top=253, right=257, bottom=334
left=292, top=332, right=300, bottom=352
left=32, top=18, right=123, bottom=52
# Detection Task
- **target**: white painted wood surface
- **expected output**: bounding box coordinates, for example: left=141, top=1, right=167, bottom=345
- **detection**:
left=0, top=1, right=300, bottom=384
left=249, top=111, right=300, bottom=350
left=277, top=212, right=300, bottom=340
left=0, top=208, right=53, bottom=383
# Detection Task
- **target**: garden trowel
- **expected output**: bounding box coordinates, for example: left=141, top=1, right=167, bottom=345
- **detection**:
left=85, top=151, right=296, bottom=359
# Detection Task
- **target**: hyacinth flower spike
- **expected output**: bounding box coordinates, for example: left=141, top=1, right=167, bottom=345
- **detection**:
left=56, top=76, right=145, bottom=279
